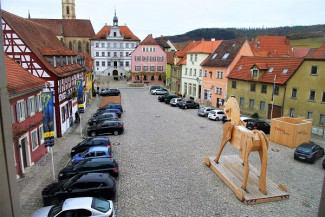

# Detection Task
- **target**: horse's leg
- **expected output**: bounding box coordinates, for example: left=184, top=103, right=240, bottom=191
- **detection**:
left=242, top=133, right=253, bottom=191
left=214, top=122, right=233, bottom=163
left=257, top=131, right=268, bottom=195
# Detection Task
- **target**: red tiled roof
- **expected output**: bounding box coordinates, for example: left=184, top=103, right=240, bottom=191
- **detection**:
left=40, top=48, right=76, bottom=56
left=254, top=63, right=268, bottom=70
left=78, top=52, right=93, bottom=72
left=31, top=19, right=95, bottom=37
left=139, top=34, right=159, bottom=45
left=251, top=35, right=294, bottom=57
left=176, top=41, right=205, bottom=65
left=227, top=56, right=303, bottom=85
left=167, top=51, right=175, bottom=64
left=91, top=25, right=140, bottom=41
left=187, top=40, right=222, bottom=54
left=2, top=10, right=85, bottom=77
left=292, top=48, right=311, bottom=57
left=305, top=44, right=325, bottom=59
left=5, top=55, right=46, bottom=95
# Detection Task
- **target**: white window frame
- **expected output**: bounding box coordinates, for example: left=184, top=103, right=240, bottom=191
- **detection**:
left=31, top=128, right=39, bottom=151
left=215, top=87, right=222, bottom=95
left=39, top=125, right=44, bottom=145
left=16, top=100, right=26, bottom=122
left=27, top=96, right=36, bottom=117
left=157, top=66, right=163, bottom=71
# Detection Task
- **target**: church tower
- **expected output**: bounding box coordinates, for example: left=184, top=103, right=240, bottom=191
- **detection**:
left=62, top=0, right=76, bottom=19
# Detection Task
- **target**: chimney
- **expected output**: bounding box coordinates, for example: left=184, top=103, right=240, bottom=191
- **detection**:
left=211, top=38, right=215, bottom=41
left=201, top=38, right=204, bottom=41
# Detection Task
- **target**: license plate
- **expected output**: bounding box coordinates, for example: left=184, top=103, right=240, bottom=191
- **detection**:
left=299, top=156, right=305, bottom=159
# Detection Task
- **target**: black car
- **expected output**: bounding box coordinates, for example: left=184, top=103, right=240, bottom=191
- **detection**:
left=245, top=119, right=270, bottom=134
left=100, top=88, right=120, bottom=96
left=294, top=142, right=324, bottom=163
left=97, top=103, right=123, bottom=113
left=87, top=120, right=124, bottom=136
left=42, top=173, right=115, bottom=206
left=88, top=112, right=119, bottom=126
left=70, top=137, right=111, bottom=158
left=58, top=158, right=119, bottom=181
left=179, top=100, right=200, bottom=109
left=158, top=94, right=167, bottom=102
left=164, top=94, right=178, bottom=104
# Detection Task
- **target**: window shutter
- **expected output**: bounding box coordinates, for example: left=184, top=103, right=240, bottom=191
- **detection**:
left=35, top=96, right=39, bottom=112
left=24, top=100, right=28, bottom=118
left=10, top=105, right=15, bottom=124
left=16, top=103, right=20, bottom=122
left=27, top=99, right=31, bottom=117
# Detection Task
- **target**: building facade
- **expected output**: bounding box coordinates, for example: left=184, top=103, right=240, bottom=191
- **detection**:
left=131, top=34, right=167, bottom=84
left=62, top=0, right=76, bottom=19
left=91, top=12, right=140, bottom=77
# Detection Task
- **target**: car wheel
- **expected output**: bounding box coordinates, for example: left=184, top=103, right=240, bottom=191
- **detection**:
left=196, top=105, right=199, bottom=109
left=50, top=198, right=60, bottom=205
left=184, top=106, right=187, bottom=109
left=91, top=131, right=96, bottom=137
left=113, top=130, right=119, bottom=136
left=216, top=117, right=219, bottom=121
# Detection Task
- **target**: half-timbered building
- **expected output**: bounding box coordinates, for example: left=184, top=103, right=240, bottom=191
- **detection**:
left=2, top=10, right=86, bottom=137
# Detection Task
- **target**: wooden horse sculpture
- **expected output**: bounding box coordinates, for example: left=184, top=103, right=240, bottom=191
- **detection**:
left=214, top=97, right=269, bottom=195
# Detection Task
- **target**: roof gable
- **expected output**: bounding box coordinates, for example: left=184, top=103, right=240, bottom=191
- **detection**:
left=140, top=34, right=159, bottom=45
left=91, top=25, right=140, bottom=41
left=305, top=44, right=325, bottom=59
left=251, top=35, right=294, bottom=57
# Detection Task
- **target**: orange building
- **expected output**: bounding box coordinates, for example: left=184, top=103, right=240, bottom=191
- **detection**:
left=201, top=38, right=254, bottom=107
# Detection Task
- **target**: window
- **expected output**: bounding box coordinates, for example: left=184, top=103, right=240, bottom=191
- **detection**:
left=222, top=53, right=229, bottom=60
left=143, top=66, right=148, bottom=71
left=113, top=52, right=117, bottom=56
left=39, top=125, right=44, bottom=144
left=151, top=75, right=155, bottom=80
left=120, top=62, right=123, bottom=66
left=101, top=61, right=105, bottom=67
left=189, top=84, right=192, bottom=95
left=135, top=66, right=141, bottom=71
left=215, top=87, right=222, bottom=95
left=150, top=56, right=156, bottom=62
left=195, top=54, right=197, bottom=61
left=16, top=100, right=26, bottom=122
left=268, top=68, right=274, bottom=73
left=142, top=56, right=148, bottom=61
left=260, top=101, right=265, bottom=110
left=120, top=52, right=123, bottom=57
left=101, top=43, right=105, bottom=48
left=95, top=43, right=99, bottom=48
left=190, top=69, right=192, bottom=76
left=120, top=43, right=123, bottom=48
left=194, top=69, right=197, bottom=76
left=193, top=84, right=196, bottom=96
left=290, top=108, right=295, bottom=117
left=261, top=84, right=267, bottom=93
left=126, top=52, right=129, bottom=57
left=274, top=85, right=279, bottom=95
left=185, top=68, right=188, bottom=75
left=126, top=61, right=129, bottom=67
left=143, top=75, right=147, bottom=80
left=238, top=65, right=242, bottom=70
left=204, top=89, right=207, bottom=100
left=158, top=75, right=162, bottom=80
left=107, top=52, right=110, bottom=57
left=78, top=41, right=82, bottom=52
left=320, top=114, right=325, bottom=125
left=107, top=62, right=111, bottom=66
left=322, top=92, right=325, bottom=103
left=250, top=83, right=256, bottom=92
left=282, top=68, right=288, bottom=74
left=240, top=97, right=244, bottom=106
left=157, top=66, right=163, bottom=71
left=10, top=105, right=15, bottom=124
left=292, top=88, right=297, bottom=98
left=95, top=52, right=99, bottom=57
left=199, top=69, right=202, bottom=77
left=209, top=71, right=212, bottom=78
left=307, top=112, right=313, bottom=119
left=114, top=43, right=117, bottom=48
left=135, top=56, right=141, bottom=61
left=27, top=96, right=35, bottom=116
left=190, top=54, right=193, bottom=61
left=212, top=54, right=217, bottom=59
left=249, top=99, right=254, bottom=108
left=309, top=90, right=316, bottom=101
left=150, top=66, right=155, bottom=71
left=126, top=43, right=129, bottom=48
left=232, top=81, right=236, bottom=89
left=107, top=43, right=110, bottom=48
left=157, top=56, right=164, bottom=62
left=252, top=70, right=258, bottom=78
left=204, top=70, right=207, bottom=77
left=31, top=129, right=38, bottom=150
left=311, top=66, right=318, bottom=75
left=217, top=71, right=223, bottom=79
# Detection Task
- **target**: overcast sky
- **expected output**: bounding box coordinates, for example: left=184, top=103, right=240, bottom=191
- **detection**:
left=2, top=0, right=325, bottom=40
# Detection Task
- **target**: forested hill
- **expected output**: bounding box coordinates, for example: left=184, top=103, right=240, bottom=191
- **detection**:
left=162, top=25, right=325, bottom=43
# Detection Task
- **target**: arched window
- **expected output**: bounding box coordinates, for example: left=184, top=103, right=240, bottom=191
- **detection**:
left=66, top=6, right=70, bottom=15
left=86, top=42, right=89, bottom=53
left=78, top=41, right=82, bottom=52
left=69, top=41, right=72, bottom=50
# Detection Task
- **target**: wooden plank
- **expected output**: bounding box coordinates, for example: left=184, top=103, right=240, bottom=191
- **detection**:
left=99, top=95, right=121, bottom=108
left=205, top=155, right=289, bottom=205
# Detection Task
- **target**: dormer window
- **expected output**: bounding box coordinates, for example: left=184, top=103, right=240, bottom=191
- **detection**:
left=71, top=56, right=74, bottom=64
left=53, top=56, right=57, bottom=68
left=268, top=67, right=274, bottom=73
left=222, top=53, right=229, bottom=60
left=114, top=32, right=117, bottom=37
left=252, top=69, right=258, bottom=78
left=60, top=56, right=63, bottom=67
left=65, top=56, right=69, bottom=65
left=282, top=68, right=288, bottom=74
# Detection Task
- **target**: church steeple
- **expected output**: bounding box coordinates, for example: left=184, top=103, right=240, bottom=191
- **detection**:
left=62, top=0, right=76, bottom=19
left=113, top=10, right=118, bottom=26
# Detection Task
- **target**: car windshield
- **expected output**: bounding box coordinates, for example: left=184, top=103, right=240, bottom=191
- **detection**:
left=297, top=147, right=312, bottom=153
left=91, top=198, right=110, bottom=213
left=61, top=174, right=83, bottom=190
left=48, top=202, right=63, bottom=217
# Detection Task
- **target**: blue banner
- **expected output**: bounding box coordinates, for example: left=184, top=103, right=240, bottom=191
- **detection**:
left=77, top=79, right=84, bottom=113
left=41, top=92, right=55, bottom=147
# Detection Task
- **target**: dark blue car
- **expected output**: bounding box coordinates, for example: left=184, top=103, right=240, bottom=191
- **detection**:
left=93, top=108, right=121, bottom=118
left=294, top=142, right=324, bottom=163
left=72, top=146, right=113, bottom=165
left=97, top=103, right=123, bottom=113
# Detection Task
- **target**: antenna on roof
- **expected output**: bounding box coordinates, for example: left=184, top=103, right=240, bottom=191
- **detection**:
left=28, top=10, right=31, bottom=19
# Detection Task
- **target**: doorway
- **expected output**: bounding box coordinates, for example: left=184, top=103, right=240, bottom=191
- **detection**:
left=268, top=104, right=282, bottom=119
left=198, top=85, right=202, bottom=99
left=21, top=138, right=27, bottom=168
left=113, top=70, right=118, bottom=76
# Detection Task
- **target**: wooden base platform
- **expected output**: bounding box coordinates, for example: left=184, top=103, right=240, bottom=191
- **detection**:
left=205, top=155, right=289, bottom=205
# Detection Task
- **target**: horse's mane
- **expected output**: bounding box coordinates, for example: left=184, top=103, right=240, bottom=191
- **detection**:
left=225, top=97, right=241, bottom=125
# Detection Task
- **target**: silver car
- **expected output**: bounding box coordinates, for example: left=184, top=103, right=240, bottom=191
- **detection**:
left=197, top=107, right=215, bottom=117
left=170, top=98, right=183, bottom=106
left=31, top=197, right=115, bottom=217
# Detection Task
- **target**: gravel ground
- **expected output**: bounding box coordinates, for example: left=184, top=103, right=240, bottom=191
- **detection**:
left=113, top=88, right=324, bottom=217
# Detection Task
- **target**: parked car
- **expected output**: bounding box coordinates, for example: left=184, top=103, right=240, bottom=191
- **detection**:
left=31, top=197, right=115, bottom=217
left=100, top=88, right=120, bottom=96
left=93, top=108, right=122, bottom=118
left=72, top=147, right=113, bottom=165
left=58, top=158, right=119, bottom=180
left=88, top=113, right=119, bottom=126
left=164, top=94, right=178, bottom=104
left=208, top=110, right=226, bottom=121
left=245, top=119, right=270, bottom=134
left=151, top=88, right=168, bottom=95
left=70, top=137, right=111, bottom=158
left=87, top=120, right=124, bottom=136
left=170, top=98, right=183, bottom=107
left=158, top=94, right=167, bottom=102
left=98, top=103, right=123, bottom=113
left=197, top=107, right=215, bottom=117
left=294, top=142, right=324, bottom=163
left=179, top=100, right=200, bottom=109
left=42, top=173, right=116, bottom=206
left=149, top=85, right=162, bottom=94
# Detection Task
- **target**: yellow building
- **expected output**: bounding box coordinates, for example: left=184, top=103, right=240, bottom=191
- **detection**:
left=284, top=45, right=325, bottom=137
left=227, top=56, right=303, bottom=119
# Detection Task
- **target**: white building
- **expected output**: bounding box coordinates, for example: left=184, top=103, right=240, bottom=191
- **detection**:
left=91, top=12, right=140, bottom=77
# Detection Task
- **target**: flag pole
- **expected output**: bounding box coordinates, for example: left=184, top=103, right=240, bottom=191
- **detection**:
left=50, top=147, right=55, bottom=181
left=271, top=75, right=276, bottom=120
